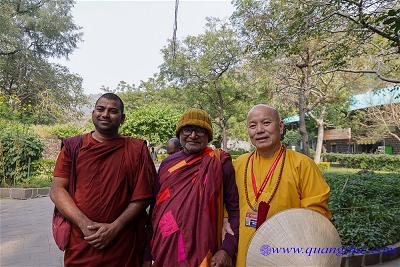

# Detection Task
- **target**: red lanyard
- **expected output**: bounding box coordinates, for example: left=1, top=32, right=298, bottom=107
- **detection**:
left=250, top=145, right=285, bottom=202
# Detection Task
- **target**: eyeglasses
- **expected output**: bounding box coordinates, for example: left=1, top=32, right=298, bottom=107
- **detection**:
left=181, top=126, right=208, bottom=137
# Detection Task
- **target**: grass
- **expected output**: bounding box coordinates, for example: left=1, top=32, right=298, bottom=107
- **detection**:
left=16, top=174, right=52, bottom=188
left=327, top=167, right=399, bottom=174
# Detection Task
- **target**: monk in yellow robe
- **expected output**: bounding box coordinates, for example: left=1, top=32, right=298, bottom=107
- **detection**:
left=232, top=104, right=332, bottom=266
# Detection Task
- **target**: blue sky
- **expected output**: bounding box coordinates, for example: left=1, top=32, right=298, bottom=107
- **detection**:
left=53, top=0, right=234, bottom=94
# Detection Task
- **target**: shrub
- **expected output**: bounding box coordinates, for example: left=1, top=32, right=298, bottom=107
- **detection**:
left=0, top=123, right=44, bottom=186
left=31, top=159, right=55, bottom=177
left=50, top=124, right=84, bottom=140
left=282, top=129, right=301, bottom=147
left=325, top=171, right=400, bottom=249
left=120, top=105, right=181, bottom=145
left=157, top=154, right=169, bottom=161
left=18, top=160, right=55, bottom=188
left=318, top=162, right=330, bottom=172
left=324, top=153, right=400, bottom=172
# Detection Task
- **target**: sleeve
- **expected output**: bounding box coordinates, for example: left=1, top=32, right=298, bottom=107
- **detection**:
left=130, top=141, right=157, bottom=202
left=221, top=157, right=240, bottom=258
left=299, top=157, right=332, bottom=219
left=52, top=146, right=71, bottom=179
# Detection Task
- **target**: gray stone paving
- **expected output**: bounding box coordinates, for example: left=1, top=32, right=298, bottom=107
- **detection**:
left=0, top=197, right=63, bottom=267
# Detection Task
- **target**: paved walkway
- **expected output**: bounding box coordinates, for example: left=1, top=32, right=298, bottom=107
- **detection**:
left=0, top=197, right=63, bottom=267
left=1, top=197, right=399, bottom=267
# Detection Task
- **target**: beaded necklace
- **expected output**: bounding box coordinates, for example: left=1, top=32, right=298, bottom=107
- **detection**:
left=243, top=145, right=286, bottom=212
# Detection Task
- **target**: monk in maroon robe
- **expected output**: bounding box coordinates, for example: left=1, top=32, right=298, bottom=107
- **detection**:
left=51, top=93, right=155, bottom=267
left=148, top=109, right=239, bottom=267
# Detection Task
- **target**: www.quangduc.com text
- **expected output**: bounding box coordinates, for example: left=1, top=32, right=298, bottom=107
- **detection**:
left=259, top=244, right=397, bottom=257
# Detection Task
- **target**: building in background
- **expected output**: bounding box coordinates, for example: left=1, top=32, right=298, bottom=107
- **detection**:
left=283, top=86, right=400, bottom=155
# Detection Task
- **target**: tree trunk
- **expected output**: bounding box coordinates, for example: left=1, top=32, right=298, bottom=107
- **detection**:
left=222, top=125, right=228, bottom=151
left=298, top=88, right=310, bottom=156
left=314, top=119, right=324, bottom=164
left=313, top=106, right=326, bottom=164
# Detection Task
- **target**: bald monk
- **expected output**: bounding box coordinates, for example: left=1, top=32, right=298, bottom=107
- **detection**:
left=231, top=104, right=332, bottom=266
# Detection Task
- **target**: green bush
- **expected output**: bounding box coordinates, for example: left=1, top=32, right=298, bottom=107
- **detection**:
left=317, top=162, right=330, bottom=172
left=0, top=123, right=44, bottom=186
left=282, top=129, right=301, bottom=147
left=157, top=154, right=169, bottom=161
left=50, top=124, right=84, bottom=140
left=19, top=174, right=52, bottom=188
left=324, top=153, right=400, bottom=172
left=18, top=160, right=55, bottom=188
left=31, top=159, right=55, bottom=177
left=325, top=171, right=400, bottom=249
left=120, top=105, right=181, bottom=145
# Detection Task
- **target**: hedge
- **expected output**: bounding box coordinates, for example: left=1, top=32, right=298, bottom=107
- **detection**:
left=325, top=171, right=400, bottom=249
left=324, top=153, right=400, bottom=172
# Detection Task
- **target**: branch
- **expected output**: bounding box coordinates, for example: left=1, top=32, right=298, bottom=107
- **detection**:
left=334, top=69, right=400, bottom=83
left=0, top=49, right=23, bottom=56
left=335, top=11, right=398, bottom=45
left=388, top=131, right=400, bottom=142
left=307, top=111, right=317, bottom=122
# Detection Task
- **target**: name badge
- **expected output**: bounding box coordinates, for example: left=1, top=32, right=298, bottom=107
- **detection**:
left=245, top=210, right=258, bottom=228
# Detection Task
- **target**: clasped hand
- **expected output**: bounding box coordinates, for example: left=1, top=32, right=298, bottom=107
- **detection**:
left=83, top=222, right=119, bottom=249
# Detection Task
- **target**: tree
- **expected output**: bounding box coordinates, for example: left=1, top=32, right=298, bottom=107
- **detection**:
left=120, top=104, right=182, bottom=145
left=159, top=18, right=256, bottom=149
left=322, top=0, right=400, bottom=83
left=356, top=87, right=400, bottom=141
left=234, top=0, right=400, bottom=83
left=233, top=0, right=354, bottom=158
left=282, top=129, right=302, bottom=148
left=0, top=54, right=86, bottom=124
left=0, top=0, right=85, bottom=124
left=0, top=0, right=82, bottom=58
left=316, top=0, right=399, bottom=52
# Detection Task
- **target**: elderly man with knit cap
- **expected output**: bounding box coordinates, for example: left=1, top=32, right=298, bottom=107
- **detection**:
left=149, top=108, right=239, bottom=267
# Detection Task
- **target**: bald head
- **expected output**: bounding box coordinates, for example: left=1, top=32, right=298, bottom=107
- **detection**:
left=167, top=137, right=183, bottom=155
left=246, top=104, right=284, bottom=157
left=247, top=104, right=281, bottom=124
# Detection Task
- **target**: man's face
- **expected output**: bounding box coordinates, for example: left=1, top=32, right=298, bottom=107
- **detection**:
left=179, top=125, right=209, bottom=154
left=92, top=97, right=125, bottom=134
left=247, top=106, right=284, bottom=154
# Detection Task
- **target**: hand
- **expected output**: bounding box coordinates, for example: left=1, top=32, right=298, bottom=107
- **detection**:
left=78, top=218, right=96, bottom=238
left=84, top=222, right=120, bottom=249
left=222, top=218, right=234, bottom=242
left=211, top=250, right=232, bottom=267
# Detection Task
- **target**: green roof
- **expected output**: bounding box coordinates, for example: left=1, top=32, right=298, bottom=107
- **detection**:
left=283, top=86, right=400, bottom=124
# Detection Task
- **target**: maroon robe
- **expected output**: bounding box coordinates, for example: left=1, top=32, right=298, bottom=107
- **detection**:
left=150, top=148, right=239, bottom=267
left=53, top=133, right=155, bottom=267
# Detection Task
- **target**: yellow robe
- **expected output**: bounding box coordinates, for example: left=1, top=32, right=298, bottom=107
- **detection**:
left=233, top=146, right=332, bottom=267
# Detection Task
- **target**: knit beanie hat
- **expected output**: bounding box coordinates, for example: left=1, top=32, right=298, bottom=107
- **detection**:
left=176, top=108, right=213, bottom=141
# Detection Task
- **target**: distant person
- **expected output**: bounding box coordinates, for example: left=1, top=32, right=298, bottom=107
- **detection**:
left=148, top=108, right=239, bottom=267
left=150, top=147, right=157, bottom=162
left=50, top=93, right=156, bottom=266
left=228, top=104, right=332, bottom=266
left=166, top=137, right=182, bottom=155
